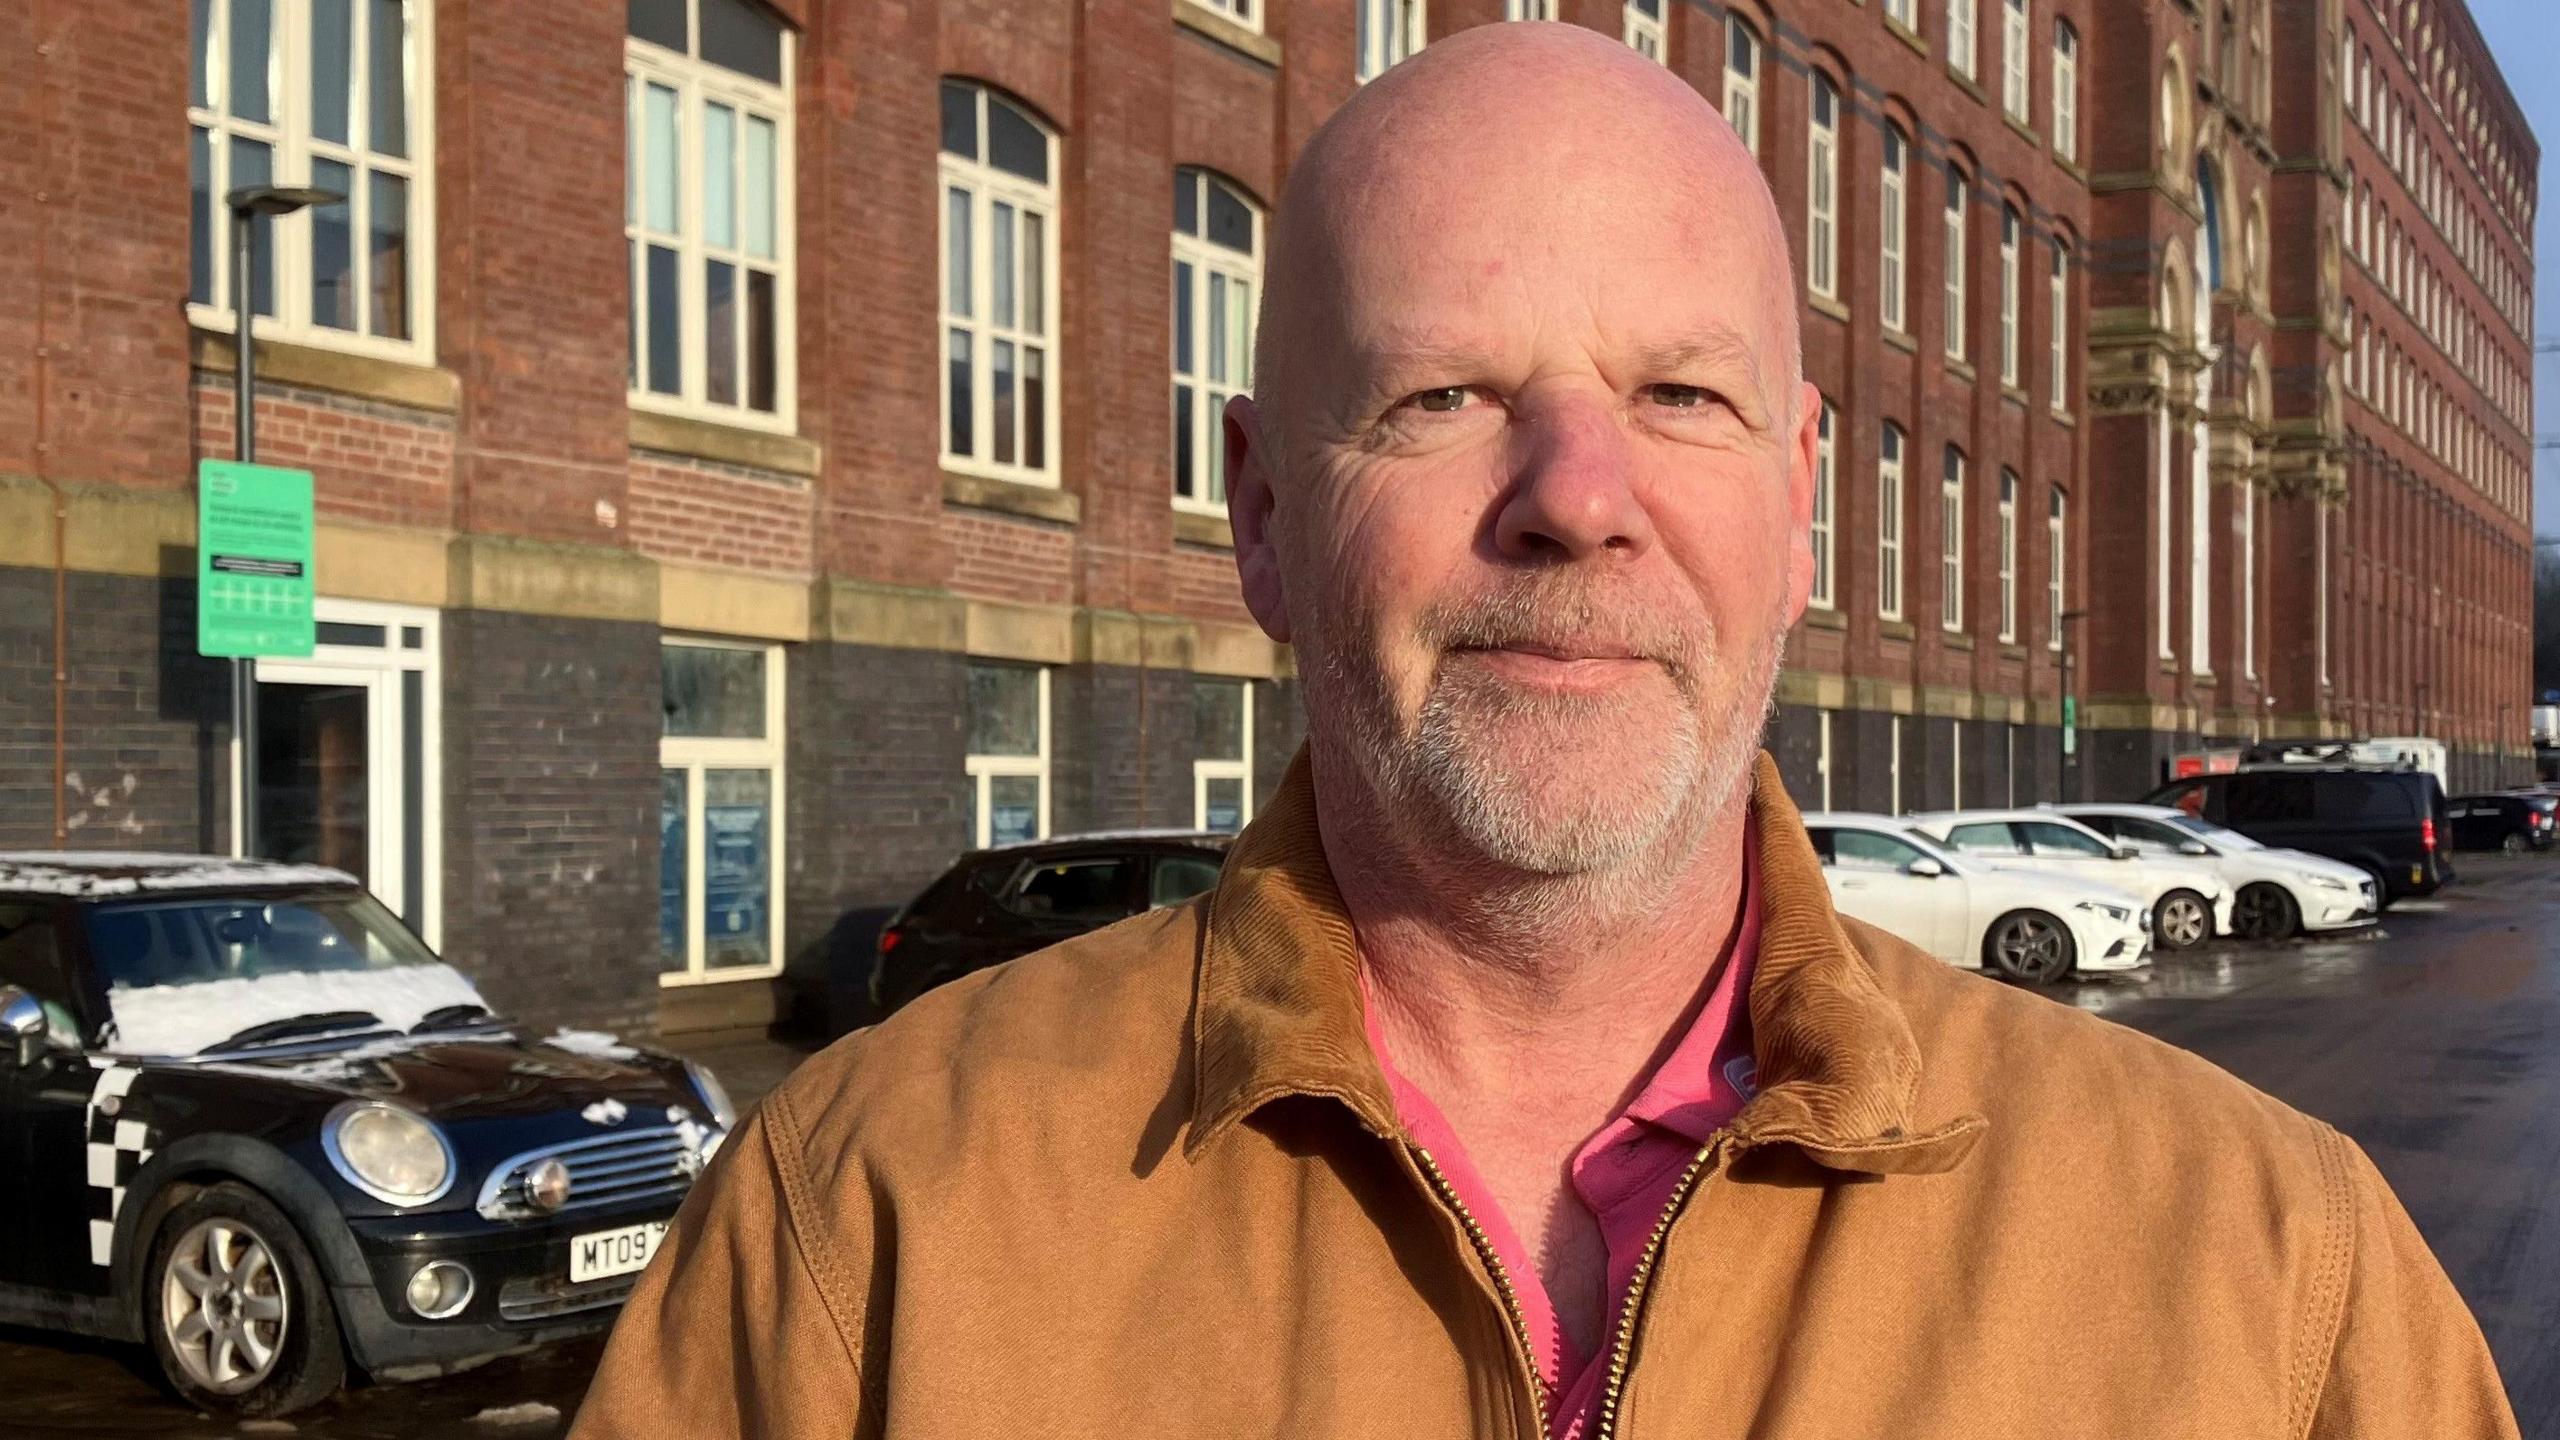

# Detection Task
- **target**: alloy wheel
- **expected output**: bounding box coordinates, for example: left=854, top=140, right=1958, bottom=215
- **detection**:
left=160, top=1218, right=291, bottom=1395
left=2158, top=895, right=2209, bottom=949
left=1993, top=914, right=2070, bottom=983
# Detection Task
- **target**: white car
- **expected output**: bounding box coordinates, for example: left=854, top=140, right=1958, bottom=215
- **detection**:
left=1909, top=808, right=2235, bottom=952
left=2056, top=803, right=2381, bottom=941
left=1802, top=813, right=2152, bottom=986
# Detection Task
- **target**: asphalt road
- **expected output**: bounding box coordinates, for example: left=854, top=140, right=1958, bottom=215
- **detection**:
left=13, top=856, right=2560, bottom=1437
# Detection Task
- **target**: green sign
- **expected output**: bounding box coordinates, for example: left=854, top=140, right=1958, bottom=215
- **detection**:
left=2062, top=696, right=2078, bottom=757
left=197, top=459, right=315, bottom=659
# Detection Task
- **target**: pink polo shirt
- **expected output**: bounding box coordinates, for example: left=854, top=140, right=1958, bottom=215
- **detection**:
left=1362, top=830, right=1762, bottom=1440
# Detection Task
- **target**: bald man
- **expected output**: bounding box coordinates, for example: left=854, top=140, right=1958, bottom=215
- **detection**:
left=572, top=25, right=2516, bottom=1440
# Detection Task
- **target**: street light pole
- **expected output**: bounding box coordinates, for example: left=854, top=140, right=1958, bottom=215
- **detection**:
left=222, top=184, right=338, bottom=860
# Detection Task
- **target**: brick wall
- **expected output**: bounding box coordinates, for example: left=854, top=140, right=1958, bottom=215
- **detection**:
left=628, top=457, right=817, bottom=575
left=192, top=378, right=458, bottom=532
left=1052, top=663, right=1197, bottom=833
left=785, top=640, right=972, bottom=950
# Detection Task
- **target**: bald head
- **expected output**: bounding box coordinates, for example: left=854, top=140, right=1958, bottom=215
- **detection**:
left=1254, top=22, right=1803, bottom=441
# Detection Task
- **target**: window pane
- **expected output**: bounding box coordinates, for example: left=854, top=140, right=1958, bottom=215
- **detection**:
left=992, top=339, right=1017, bottom=464
left=1207, top=272, right=1227, bottom=385
left=628, top=0, right=687, bottom=51
left=311, top=159, right=355, bottom=331
left=989, top=775, right=1040, bottom=845
left=659, top=770, right=689, bottom=968
left=1195, top=680, right=1245, bottom=759
left=992, top=202, right=1016, bottom=329
left=746, top=268, right=777, bottom=413
left=704, top=103, right=737, bottom=250
left=940, top=81, right=978, bottom=158
left=367, top=0, right=408, bottom=157
left=1014, top=858, right=1139, bottom=921
left=190, top=127, right=214, bottom=306
left=947, top=328, right=974, bottom=455
left=945, top=186, right=971, bottom=318
left=1231, top=277, right=1252, bottom=386
left=232, top=138, right=276, bottom=317
left=1174, top=169, right=1198, bottom=235
left=1207, top=179, right=1254, bottom=254
left=312, top=0, right=353, bottom=144
left=663, top=645, right=767, bottom=738
left=1173, top=260, right=1193, bottom=373
left=745, top=114, right=777, bottom=260
left=988, top=100, right=1048, bottom=184
left=191, top=0, right=215, bottom=109
left=705, top=259, right=738, bottom=405
left=644, top=83, right=680, bottom=233
left=701, top=0, right=784, bottom=85
left=628, top=245, right=640, bottom=386
left=969, top=664, right=1041, bottom=756
left=1023, top=211, right=1045, bottom=335
left=231, top=0, right=272, bottom=123
left=646, top=242, right=682, bottom=394
left=1204, top=778, right=1245, bottom=834
left=369, top=171, right=409, bottom=339
left=702, top=769, right=773, bottom=969
left=1022, top=347, right=1045, bottom=469
left=1174, top=384, right=1195, bottom=498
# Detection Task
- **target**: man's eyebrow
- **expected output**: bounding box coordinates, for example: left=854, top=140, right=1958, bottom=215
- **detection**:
left=1636, top=331, right=1774, bottom=419
left=1351, top=330, right=1504, bottom=386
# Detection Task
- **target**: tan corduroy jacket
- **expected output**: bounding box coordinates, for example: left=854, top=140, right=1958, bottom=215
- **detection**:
left=572, top=753, right=2519, bottom=1440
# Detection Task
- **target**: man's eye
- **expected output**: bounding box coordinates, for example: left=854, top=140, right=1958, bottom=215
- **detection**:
left=1407, top=387, right=1476, bottom=413
left=1647, top=384, right=1714, bottom=408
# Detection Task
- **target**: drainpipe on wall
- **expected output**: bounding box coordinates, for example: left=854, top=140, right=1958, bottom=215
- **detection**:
left=32, top=0, right=69, bottom=848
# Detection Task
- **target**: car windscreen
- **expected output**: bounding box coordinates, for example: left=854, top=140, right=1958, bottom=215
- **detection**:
left=2167, top=815, right=2262, bottom=850
left=84, top=891, right=439, bottom=991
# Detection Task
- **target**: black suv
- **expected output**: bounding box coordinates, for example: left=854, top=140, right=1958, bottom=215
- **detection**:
left=2142, top=767, right=2453, bottom=906
left=2447, top=792, right=2556, bottom=854
left=868, top=832, right=1230, bottom=1018
left=0, top=854, right=734, bottom=1417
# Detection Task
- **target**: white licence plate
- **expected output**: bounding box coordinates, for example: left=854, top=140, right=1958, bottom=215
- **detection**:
left=568, top=1220, right=667, bottom=1284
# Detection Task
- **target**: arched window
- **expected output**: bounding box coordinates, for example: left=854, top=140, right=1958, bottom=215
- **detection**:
left=940, top=81, right=1059, bottom=482
left=1623, top=0, right=1664, bottom=60
left=1999, top=203, right=2022, bottom=386
left=1356, top=0, right=1425, bottom=82
left=1808, top=74, right=1840, bottom=299
left=2196, top=156, right=2225, bottom=292
left=1881, top=124, right=1911, bottom=332
left=2052, top=22, right=2080, bottom=164
left=1724, top=19, right=1762, bottom=154
left=1944, top=169, right=1970, bottom=360
left=1172, top=168, right=1261, bottom=514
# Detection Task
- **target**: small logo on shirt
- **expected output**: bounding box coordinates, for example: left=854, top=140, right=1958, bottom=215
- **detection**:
left=1723, top=1054, right=1759, bottom=1100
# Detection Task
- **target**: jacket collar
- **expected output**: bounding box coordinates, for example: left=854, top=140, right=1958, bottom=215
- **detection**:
left=1185, top=748, right=1983, bottom=1175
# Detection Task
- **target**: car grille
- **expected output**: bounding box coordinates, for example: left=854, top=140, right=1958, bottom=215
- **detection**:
left=475, top=1125, right=701, bottom=1222
left=498, top=1271, right=640, bottom=1323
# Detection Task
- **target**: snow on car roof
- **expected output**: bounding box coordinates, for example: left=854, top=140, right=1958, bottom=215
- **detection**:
left=0, top=852, right=360, bottom=899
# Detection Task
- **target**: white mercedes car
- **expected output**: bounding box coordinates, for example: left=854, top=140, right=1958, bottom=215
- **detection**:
left=1802, top=813, right=2152, bottom=986
left=1908, top=809, right=2236, bottom=953
left=2055, top=803, right=2381, bottom=941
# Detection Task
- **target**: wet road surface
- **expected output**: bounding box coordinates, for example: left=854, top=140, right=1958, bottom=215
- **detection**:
left=14, top=857, right=2560, bottom=1435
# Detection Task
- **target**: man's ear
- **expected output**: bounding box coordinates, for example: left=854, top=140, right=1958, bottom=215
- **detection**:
left=1225, top=395, right=1292, bottom=645
left=1782, top=379, right=1821, bottom=626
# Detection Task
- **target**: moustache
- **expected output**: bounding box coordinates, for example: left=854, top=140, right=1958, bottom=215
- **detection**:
left=1416, top=579, right=1703, bottom=680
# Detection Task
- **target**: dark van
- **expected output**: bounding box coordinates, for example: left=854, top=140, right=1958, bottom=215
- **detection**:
left=2142, top=767, right=2453, bottom=907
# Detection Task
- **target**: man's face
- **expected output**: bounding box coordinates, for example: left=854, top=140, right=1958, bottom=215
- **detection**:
left=1233, top=81, right=1816, bottom=878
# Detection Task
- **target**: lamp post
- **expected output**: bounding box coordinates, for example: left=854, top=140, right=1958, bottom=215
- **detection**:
left=2058, top=609, right=2088, bottom=803
left=223, top=184, right=339, bottom=860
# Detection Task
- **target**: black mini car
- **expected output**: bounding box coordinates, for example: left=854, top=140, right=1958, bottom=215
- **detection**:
left=0, top=853, right=735, bottom=1417
left=866, top=831, right=1231, bottom=1019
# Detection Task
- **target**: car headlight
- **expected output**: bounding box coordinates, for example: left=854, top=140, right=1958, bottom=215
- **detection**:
left=323, top=1101, right=456, bottom=1206
left=2309, top=874, right=2352, bottom=892
left=2073, top=900, right=2133, bottom=923
left=684, top=1060, right=739, bottom=1132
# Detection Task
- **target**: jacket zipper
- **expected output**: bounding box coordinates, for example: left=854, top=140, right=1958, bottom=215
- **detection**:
left=1588, top=1145, right=1720, bottom=1440
left=1410, top=1144, right=1551, bottom=1439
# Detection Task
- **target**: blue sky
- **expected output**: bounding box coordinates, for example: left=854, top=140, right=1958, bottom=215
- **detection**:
left=2464, top=0, right=2556, bottom=529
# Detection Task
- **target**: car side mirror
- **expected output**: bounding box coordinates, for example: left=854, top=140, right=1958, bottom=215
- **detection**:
left=0, top=987, right=46, bottom=1069
left=2110, top=845, right=2137, bottom=861
left=1905, top=857, right=1946, bottom=878
left=2177, top=840, right=2212, bottom=857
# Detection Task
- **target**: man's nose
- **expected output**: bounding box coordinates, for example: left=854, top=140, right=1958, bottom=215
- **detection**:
left=1493, top=400, right=1655, bottom=564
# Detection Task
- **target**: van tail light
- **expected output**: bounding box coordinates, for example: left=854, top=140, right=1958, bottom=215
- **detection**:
left=877, top=924, right=906, bottom=959
left=2421, top=816, right=2437, bottom=852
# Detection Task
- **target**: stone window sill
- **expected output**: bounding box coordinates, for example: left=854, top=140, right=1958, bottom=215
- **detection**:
left=2051, top=407, right=2077, bottom=428
left=629, top=407, right=821, bottom=478
left=190, top=325, right=459, bottom=413
left=1948, top=69, right=1986, bottom=106
left=1809, top=293, right=1851, bottom=324
left=1885, top=18, right=1929, bottom=58
left=2056, top=156, right=2090, bottom=188
left=1174, top=0, right=1279, bottom=66
left=1881, top=619, right=1916, bottom=641
left=1884, top=328, right=1919, bottom=354
left=1946, top=357, right=1978, bottom=383
left=2000, top=642, right=2028, bottom=661
left=1802, top=605, right=1849, bottom=631
left=1172, top=508, right=1234, bottom=548
left=2004, top=115, right=2041, bottom=148
left=2002, top=384, right=2031, bottom=408
left=944, top=469, right=1082, bottom=525
left=1943, top=630, right=1975, bottom=651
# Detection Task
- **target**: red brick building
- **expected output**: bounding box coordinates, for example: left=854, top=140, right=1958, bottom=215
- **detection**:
left=0, top=0, right=2531, bottom=1035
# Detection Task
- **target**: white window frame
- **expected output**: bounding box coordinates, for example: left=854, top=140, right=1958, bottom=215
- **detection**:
left=187, top=0, right=436, bottom=364
left=1809, top=76, right=1840, bottom=300
left=1196, top=0, right=1262, bottom=34
left=1624, top=0, right=1665, bottom=61
left=659, top=639, right=788, bottom=987
left=1193, top=680, right=1256, bottom=832
left=967, top=663, right=1052, bottom=848
left=1949, top=0, right=1979, bottom=81
left=1891, top=715, right=1905, bottom=815
left=2048, top=487, right=2066, bottom=651
left=1884, top=0, right=1917, bottom=28
left=1724, top=22, right=1761, bottom=155
left=1172, top=169, right=1261, bottom=516
left=1506, top=0, right=1556, bottom=16
left=1953, top=719, right=1965, bottom=807
left=1817, top=710, right=1834, bottom=811
left=1812, top=400, right=1837, bottom=609
left=1882, top=128, right=1909, bottom=333
left=626, top=9, right=798, bottom=431
left=2241, top=481, right=2257, bottom=679
left=2050, top=242, right=2071, bottom=410
left=1944, top=172, right=1970, bottom=361
left=2053, top=22, right=2080, bottom=163
left=1942, top=447, right=1966, bottom=633
left=1997, top=469, right=2019, bottom=642
left=1358, top=0, right=1426, bottom=82
left=940, top=84, right=1063, bottom=487
left=2002, top=0, right=2031, bottom=120
left=2000, top=205, right=2022, bottom=386
left=1880, top=424, right=1907, bottom=622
